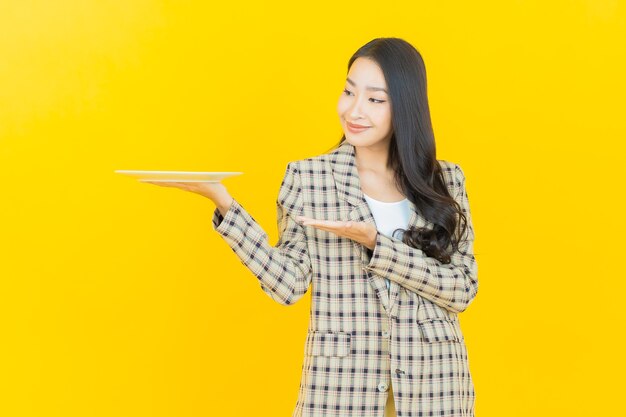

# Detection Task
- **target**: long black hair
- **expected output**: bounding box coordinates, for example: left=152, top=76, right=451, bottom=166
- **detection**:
left=330, top=37, right=468, bottom=264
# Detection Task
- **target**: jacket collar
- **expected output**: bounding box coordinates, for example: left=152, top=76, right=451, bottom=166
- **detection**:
left=328, top=140, right=419, bottom=317
left=329, top=140, right=419, bottom=228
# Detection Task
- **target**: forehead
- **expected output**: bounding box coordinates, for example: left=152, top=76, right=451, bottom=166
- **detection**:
left=346, top=57, right=387, bottom=88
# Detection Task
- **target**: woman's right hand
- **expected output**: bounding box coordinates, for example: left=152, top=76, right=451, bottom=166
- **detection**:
left=143, top=180, right=234, bottom=215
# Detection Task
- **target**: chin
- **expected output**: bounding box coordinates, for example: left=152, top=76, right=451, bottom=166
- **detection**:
left=345, top=135, right=380, bottom=148
left=343, top=136, right=360, bottom=146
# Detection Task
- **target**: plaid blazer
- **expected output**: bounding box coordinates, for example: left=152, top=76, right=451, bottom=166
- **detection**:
left=212, top=141, right=478, bottom=417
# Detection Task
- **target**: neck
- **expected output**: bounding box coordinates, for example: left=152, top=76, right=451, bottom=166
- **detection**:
left=353, top=141, right=390, bottom=174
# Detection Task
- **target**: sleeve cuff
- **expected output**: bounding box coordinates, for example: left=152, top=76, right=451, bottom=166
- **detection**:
left=365, top=231, right=426, bottom=272
left=365, top=231, right=388, bottom=271
left=211, top=198, right=245, bottom=243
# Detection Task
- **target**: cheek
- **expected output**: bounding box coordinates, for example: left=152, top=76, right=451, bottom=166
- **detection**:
left=372, top=107, right=392, bottom=127
left=337, top=96, right=350, bottom=115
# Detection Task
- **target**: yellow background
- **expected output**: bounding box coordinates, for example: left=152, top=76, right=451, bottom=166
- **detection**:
left=1, top=1, right=624, bottom=416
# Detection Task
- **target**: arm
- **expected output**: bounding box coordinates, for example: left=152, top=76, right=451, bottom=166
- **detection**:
left=363, top=164, right=478, bottom=313
left=212, top=162, right=313, bottom=306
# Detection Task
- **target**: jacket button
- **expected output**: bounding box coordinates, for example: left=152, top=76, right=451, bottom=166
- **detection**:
left=395, top=369, right=405, bottom=375
left=382, top=330, right=390, bottom=338
left=377, top=382, right=389, bottom=392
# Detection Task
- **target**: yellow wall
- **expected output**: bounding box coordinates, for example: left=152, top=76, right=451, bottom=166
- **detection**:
left=1, top=1, right=624, bottom=416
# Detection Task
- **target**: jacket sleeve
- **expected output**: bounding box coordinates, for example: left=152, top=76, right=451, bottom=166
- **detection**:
left=363, top=163, right=478, bottom=313
left=211, top=161, right=313, bottom=306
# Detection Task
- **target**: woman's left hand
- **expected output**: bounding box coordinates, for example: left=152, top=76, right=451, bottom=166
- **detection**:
left=295, top=216, right=378, bottom=250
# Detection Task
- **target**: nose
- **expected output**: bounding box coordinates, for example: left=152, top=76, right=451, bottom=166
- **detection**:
left=347, top=96, right=366, bottom=120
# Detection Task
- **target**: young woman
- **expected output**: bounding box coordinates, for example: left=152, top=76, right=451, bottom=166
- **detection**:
left=146, top=37, right=478, bottom=417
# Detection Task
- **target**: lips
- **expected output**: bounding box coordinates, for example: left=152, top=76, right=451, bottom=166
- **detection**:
left=346, top=121, right=371, bottom=134
left=347, top=121, right=371, bottom=129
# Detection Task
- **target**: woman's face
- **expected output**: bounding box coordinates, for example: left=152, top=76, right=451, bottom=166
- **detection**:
left=337, top=57, right=393, bottom=149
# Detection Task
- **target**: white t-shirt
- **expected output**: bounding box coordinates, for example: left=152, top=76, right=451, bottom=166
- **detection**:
left=362, top=192, right=411, bottom=292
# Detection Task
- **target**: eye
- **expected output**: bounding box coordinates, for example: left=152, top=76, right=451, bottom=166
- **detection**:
left=343, top=89, right=386, bottom=104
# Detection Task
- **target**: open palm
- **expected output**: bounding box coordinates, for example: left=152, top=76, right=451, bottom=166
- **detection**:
left=296, top=215, right=377, bottom=250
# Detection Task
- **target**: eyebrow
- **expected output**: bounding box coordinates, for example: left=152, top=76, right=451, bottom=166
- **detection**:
left=346, top=77, right=388, bottom=94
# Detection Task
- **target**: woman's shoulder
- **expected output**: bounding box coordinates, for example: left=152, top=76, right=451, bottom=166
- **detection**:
left=437, top=159, right=459, bottom=175
left=437, top=159, right=464, bottom=194
left=286, top=152, right=333, bottom=172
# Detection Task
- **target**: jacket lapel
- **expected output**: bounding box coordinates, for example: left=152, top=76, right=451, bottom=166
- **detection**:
left=329, top=140, right=419, bottom=317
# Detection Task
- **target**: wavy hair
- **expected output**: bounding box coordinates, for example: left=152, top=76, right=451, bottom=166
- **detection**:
left=329, top=37, right=469, bottom=264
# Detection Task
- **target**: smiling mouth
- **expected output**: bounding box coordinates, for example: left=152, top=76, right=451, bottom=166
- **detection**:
left=347, top=122, right=372, bottom=128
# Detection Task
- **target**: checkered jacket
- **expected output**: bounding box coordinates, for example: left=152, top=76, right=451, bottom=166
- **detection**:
left=212, top=141, right=478, bottom=417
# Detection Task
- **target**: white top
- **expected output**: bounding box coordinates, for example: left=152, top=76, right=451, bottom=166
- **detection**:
left=362, top=192, right=411, bottom=292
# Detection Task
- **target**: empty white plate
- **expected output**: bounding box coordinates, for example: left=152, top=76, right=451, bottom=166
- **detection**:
left=115, top=170, right=243, bottom=183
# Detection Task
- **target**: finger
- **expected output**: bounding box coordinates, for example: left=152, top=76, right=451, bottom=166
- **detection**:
left=301, top=220, right=352, bottom=233
left=302, top=219, right=346, bottom=228
left=302, top=224, right=341, bottom=236
left=297, top=215, right=341, bottom=225
left=306, top=222, right=367, bottom=240
left=302, top=223, right=352, bottom=237
left=143, top=181, right=187, bottom=190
